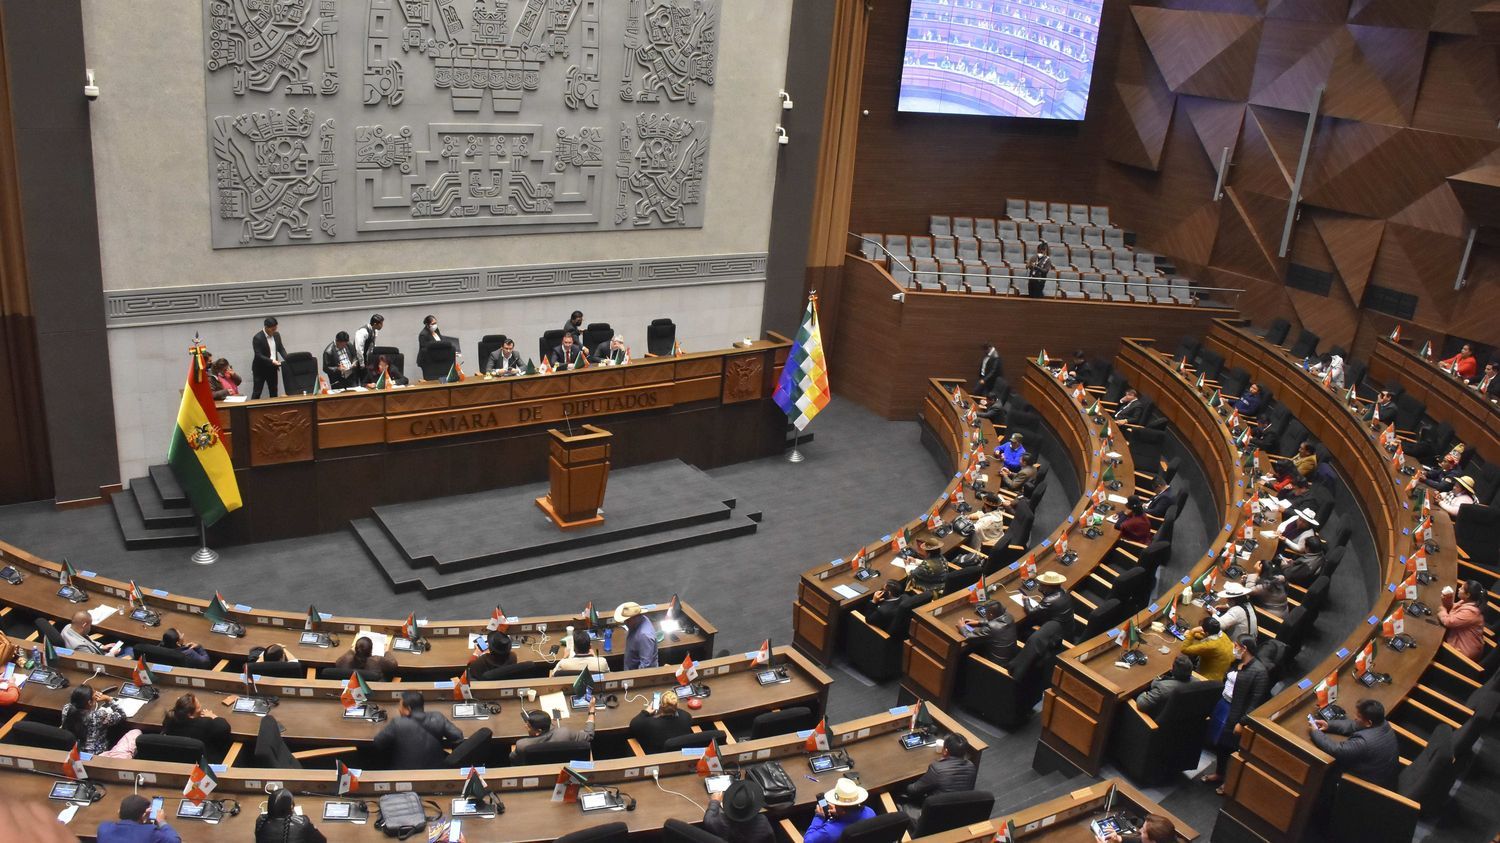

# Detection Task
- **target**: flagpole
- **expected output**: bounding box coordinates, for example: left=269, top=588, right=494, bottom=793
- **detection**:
left=788, top=428, right=804, bottom=463
left=190, top=520, right=219, bottom=566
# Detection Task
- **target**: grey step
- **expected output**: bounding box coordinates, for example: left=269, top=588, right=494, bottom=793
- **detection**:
left=994, top=772, right=1094, bottom=817
left=110, top=491, right=199, bottom=549
left=352, top=519, right=410, bottom=590
left=128, top=476, right=197, bottom=529
left=149, top=464, right=188, bottom=508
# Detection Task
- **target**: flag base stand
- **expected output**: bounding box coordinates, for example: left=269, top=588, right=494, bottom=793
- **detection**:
left=190, top=522, right=218, bottom=566
left=787, top=429, right=806, bottom=463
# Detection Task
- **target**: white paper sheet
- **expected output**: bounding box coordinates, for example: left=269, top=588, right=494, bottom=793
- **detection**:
left=87, top=605, right=118, bottom=625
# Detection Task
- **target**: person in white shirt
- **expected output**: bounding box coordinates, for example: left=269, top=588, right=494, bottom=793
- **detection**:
left=1276, top=507, right=1319, bottom=555
left=550, top=629, right=611, bottom=676
left=1440, top=475, right=1477, bottom=518
left=352, top=313, right=384, bottom=379
left=1214, top=582, right=1258, bottom=642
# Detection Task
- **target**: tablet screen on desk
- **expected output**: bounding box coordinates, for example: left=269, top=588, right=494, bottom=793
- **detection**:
left=232, top=698, right=261, bottom=713
left=342, top=705, right=369, bottom=718
left=452, top=703, right=480, bottom=719
left=809, top=755, right=836, bottom=773
left=579, top=792, right=613, bottom=811
left=705, top=775, right=733, bottom=795
left=177, top=802, right=207, bottom=818
left=210, top=621, right=235, bottom=635
left=323, top=802, right=352, bottom=820
left=298, top=631, right=322, bottom=645
left=48, top=782, right=82, bottom=801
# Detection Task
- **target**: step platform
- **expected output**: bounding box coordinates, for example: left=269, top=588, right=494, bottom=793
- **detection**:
left=352, top=460, right=760, bottom=595
left=111, top=471, right=199, bottom=550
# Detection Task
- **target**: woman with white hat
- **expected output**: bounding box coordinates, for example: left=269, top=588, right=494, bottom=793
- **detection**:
left=1439, top=475, right=1477, bottom=518
left=1214, top=581, right=1258, bottom=643
left=804, top=777, right=875, bottom=843
left=1275, top=507, right=1319, bottom=555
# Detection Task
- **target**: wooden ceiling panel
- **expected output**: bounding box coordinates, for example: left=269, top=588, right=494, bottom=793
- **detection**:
left=1449, top=164, right=1500, bottom=228
left=1390, top=182, right=1469, bottom=235
left=1310, top=210, right=1386, bottom=302
left=1411, top=35, right=1500, bottom=140
left=1155, top=201, right=1224, bottom=268
left=1286, top=284, right=1358, bottom=351
left=1250, top=19, right=1342, bottom=111
left=1347, top=0, right=1438, bottom=29
left=1322, top=25, right=1427, bottom=125
left=1431, top=0, right=1483, bottom=34
left=1132, top=7, right=1263, bottom=100
left=1159, top=0, right=1268, bottom=14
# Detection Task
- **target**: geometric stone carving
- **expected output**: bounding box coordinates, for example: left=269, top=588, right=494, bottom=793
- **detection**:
left=616, top=112, right=707, bottom=225
left=619, top=0, right=718, bottom=104
left=206, top=0, right=340, bottom=96
left=211, top=108, right=338, bottom=244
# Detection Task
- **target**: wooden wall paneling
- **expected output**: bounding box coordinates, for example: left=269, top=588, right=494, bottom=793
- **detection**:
left=1248, top=19, right=1342, bottom=113
left=1130, top=7, right=1262, bottom=101
left=1322, top=24, right=1426, bottom=125
left=1310, top=209, right=1385, bottom=303
left=1264, top=0, right=1353, bottom=24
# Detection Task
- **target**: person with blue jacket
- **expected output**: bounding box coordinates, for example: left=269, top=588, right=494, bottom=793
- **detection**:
left=96, top=795, right=181, bottom=843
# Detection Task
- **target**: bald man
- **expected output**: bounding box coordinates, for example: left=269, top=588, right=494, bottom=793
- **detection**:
left=62, top=610, right=131, bottom=658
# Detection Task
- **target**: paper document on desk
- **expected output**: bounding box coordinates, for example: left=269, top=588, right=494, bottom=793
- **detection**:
left=1010, top=594, right=1034, bottom=609
left=538, top=691, right=570, bottom=719
left=114, top=696, right=152, bottom=718
left=87, top=605, right=118, bottom=625
left=1107, top=494, right=1129, bottom=504
left=890, top=559, right=918, bottom=574
left=1105, top=452, right=1122, bottom=461
left=222, top=396, right=248, bottom=403
left=1268, top=499, right=1292, bottom=511
left=355, top=631, right=390, bottom=657
left=1260, top=531, right=1278, bottom=540
left=832, top=584, right=864, bottom=600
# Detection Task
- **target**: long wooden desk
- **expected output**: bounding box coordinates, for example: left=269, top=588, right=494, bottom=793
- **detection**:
left=1206, top=320, right=1465, bottom=842
left=1367, top=335, right=1500, bottom=462
left=0, top=545, right=713, bottom=674
left=3, top=644, right=829, bottom=752
left=212, top=337, right=792, bottom=542
left=901, top=360, right=1136, bottom=706
left=0, top=704, right=984, bottom=842
left=912, top=778, right=1198, bottom=842
left=1038, top=338, right=1260, bottom=776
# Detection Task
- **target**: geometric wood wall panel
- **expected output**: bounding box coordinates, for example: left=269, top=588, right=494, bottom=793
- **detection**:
left=1348, top=0, right=1439, bottom=29
left=1249, top=20, right=1342, bottom=113
left=1323, top=25, right=1426, bottom=124
left=1304, top=122, right=1497, bottom=218
left=202, top=0, right=717, bottom=248
left=1266, top=0, right=1352, bottom=23
left=1211, top=188, right=1284, bottom=281
left=1232, top=105, right=1305, bottom=198
left=1431, top=0, right=1482, bottom=35
left=1449, top=163, right=1500, bottom=228
left=1132, top=7, right=1262, bottom=100
left=1181, top=96, right=1248, bottom=177
left=1411, top=36, right=1500, bottom=139
left=1310, top=210, right=1385, bottom=302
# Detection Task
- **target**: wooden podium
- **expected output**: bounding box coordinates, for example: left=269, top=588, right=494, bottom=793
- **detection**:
left=535, top=425, right=612, bottom=529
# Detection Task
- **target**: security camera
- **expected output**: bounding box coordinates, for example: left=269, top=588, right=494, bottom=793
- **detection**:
left=779, top=90, right=794, bottom=110
left=775, top=126, right=789, bottom=146
left=891, top=292, right=905, bottom=303
left=83, top=69, right=99, bottom=101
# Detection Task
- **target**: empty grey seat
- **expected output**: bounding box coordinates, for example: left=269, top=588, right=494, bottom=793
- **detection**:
left=1081, top=275, right=1105, bottom=299
left=1062, top=225, right=1084, bottom=246
left=913, top=257, right=941, bottom=289
left=1148, top=279, right=1173, bottom=303
left=1170, top=278, right=1192, bottom=304
left=1041, top=223, right=1063, bottom=244
left=1018, top=221, right=1039, bottom=242
left=1059, top=275, right=1085, bottom=299
left=995, top=219, right=1019, bottom=241
left=1091, top=247, right=1113, bottom=269
left=1112, top=252, right=1135, bottom=273
left=886, top=234, right=909, bottom=257
left=959, top=260, right=990, bottom=292
left=1072, top=249, right=1094, bottom=271
left=860, top=234, right=882, bottom=259
left=1090, top=205, right=1110, bottom=228
left=1048, top=201, right=1069, bottom=223
left=1003, top=241, right=1025, bottom=264
left=980, top=240, right=1002, bottom=264
left=957, top=237, right=980, bottom=261
left=1006, top=197, right=1026, bottom=220
left=938, top=260, right=964, bottom=290
left=1042, top=276, right=1060, bottom=297
left=934, top=237, right=957, bottom=260
left=974, top=217, right=997, bottom=241
left=891, top=258, right=915, bottom=287
left=929, top=215, right=951, bottom=237
left=1125, top=277, right=1151, bottom=302
left=1069, top=204, right=1090, bottom=226
left=1105, top=228, right=1126, bottom=250
left=1027, top=200, right=1049, bottom=222
left=1103, top=273, right=1127, bottom=300
left=1136, top=252, right=1157, bottom=274
left=953, top=217, right=975, bottom=239
left=909, top=235, right=933, bottom=258
left=1083, top=226, right=1104, bottom=246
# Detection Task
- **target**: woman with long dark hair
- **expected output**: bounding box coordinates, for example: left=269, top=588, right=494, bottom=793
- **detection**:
left=62, top=686, right=139, bottom=757
left=255, top=788, right=327, bottom=843
left=161, top=693, right=232, bottom=756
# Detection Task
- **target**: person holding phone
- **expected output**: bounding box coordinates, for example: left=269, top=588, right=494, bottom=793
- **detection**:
left=96, top=794, right=182, bottom=842
left=804, top=778, right=875, bottom=843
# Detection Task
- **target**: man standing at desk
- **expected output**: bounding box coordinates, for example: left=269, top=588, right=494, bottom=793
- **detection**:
left=563, top=310, right=585, bottom=335
left=251, top=316, right=285, bottom=398
left=616, top=601, right=659, bottom=670
left=322, top=331, right=358, bottom=389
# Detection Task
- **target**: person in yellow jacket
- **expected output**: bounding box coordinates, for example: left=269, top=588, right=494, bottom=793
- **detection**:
left=1180, top=616, right=1234, bottom=681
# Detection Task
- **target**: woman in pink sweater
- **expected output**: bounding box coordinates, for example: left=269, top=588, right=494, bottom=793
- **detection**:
left=1439, top=580, right=1487, bottom=661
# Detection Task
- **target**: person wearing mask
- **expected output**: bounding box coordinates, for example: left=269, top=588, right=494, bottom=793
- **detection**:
left=1214, top=582, right=1258, bottom=643
left=62, top=610, right=130, bottom=658
left=1181, top=616, right=1233, bottom=681
left=1001, top=451, right=1038, bottom=492
left=976, top=343, right=1001, bottom=396
left=615, top=602, right=659, bottom=670
left=1441, top=343, right=1479, bottom=381
left=550, top=330, right=588, bottom=370
left=467, top=631, right=519, bottom=680
left=161, top=693, right=232, bottom=757
left=1100, top=815, right=1177, bottom=843
left=804, top=778, right=876, bottom=843
left=159, top=628, right=211, bottom=669
left=97, top=794, right=182, bottom=843
left=363, top=354, right=408, bottom=387
left=592, top=335, right=630, bottom=365
left=1309, top=699, right=1400, bottom=790
left=1365, top=390, right=1397, bottom=426
left=208, top=358, right=242, bottom=400
left=416, top=314, right=455, bottom=371
left=628, top=689, right=693, bottom=753
left=352, top=313, right=384, bottom=380
left=1135, top=655, right=1194, bottom=717
left=1144, top=474, right=1175, bottom=518
left=486, top=337, right=524, bottom=375
left=1114, top=497, right=1154, bottom=544
left=1439, top=475, right=1477, bottom=518
left=1439, top=580, right=1486, bottom=661
left=703, top=779, right=774, bottom=843
left=250, top=316, right=286, bottom=399
left=512, top=700, right=596, bottom=762
left=335, top=635, right=398, bottom=680
left=1019, top=571, right=1073, bottom=637
left=904, top=734, right=977, bottom=805
left=321, top=331, right=359, bottom=389
left=997, top=432, right=1026, bottom=472
left=1233, top=383, right=1264, bottom=417
left=562, top=310, right=585, bottom=335
left=1276, top=507, right=1319, bottom=555
left=959, top=600, right=1017, bottom=665
left=1025, top=241, right=1053, bottom=298
left=373, top=691, right=464, bottom=768
left=551, top=629, right=611, bottom=676
left=255, top=788, right=327, bottom=842
left=62, top=686, right=133, bottom=756
left=1246, top=557, right=1289, bottom=615
left=1113, top=389, right=1146, bottom=425
left=1204, top=636, right=1270, bottom=792
left=1291, top=441, right=1318, bottom=477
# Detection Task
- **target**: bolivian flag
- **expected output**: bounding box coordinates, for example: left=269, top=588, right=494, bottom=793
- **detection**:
left=167, top=341, right=241, bottom=526
left=773, top=293, right=830, bottom=431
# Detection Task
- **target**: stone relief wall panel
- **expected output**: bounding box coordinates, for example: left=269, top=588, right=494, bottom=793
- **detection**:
left=203, top=0, right=717, bottom=248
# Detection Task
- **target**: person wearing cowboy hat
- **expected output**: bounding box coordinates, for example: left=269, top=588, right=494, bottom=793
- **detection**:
left=1018, top=570, right=1073, bottom=639
left=1214, top=581, right=1258, bottom=643
left=1275, top=506, right=1319, bottom=555
left=1439, top=475, right=1477, bottom=518
left=704, top=778, right=774, bottom=843
left=614, top=601, right=659, bottom=670
left=804, top=777, right=876, bottom=843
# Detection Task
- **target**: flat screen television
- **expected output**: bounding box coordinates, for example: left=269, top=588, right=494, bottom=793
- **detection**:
left=898, top=0, right=1105, bottom=120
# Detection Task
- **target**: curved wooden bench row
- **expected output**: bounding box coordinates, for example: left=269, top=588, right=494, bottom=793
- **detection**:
left=908, top=778, right=1200, bottom=842
left=1369, top=335, right=1500, bottom=461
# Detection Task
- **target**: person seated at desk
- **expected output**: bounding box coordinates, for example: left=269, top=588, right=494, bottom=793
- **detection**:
left=1278, top=474, right=1314, bottom=508
left=1439, top=475, right=1477, bottom=518
left=1291, top=441, right=1318, bottom=477
left=98, top=794, right=182, bottom=843
left=486, top=337, right=524, bottom=375
left=616, top=601, right=659, bottom=670
left=1418, top=451, right=1463, bottom=493
left=1309, top=699, right=1400, bottom=790
left=1439, top=580, right=1486, bottom=661
left=592, top=335, right=630, bottom=365
left=1276, top=507, right=1319, bottom=555
left=364, top=354, right=408, bottom=387
left=868, top=578, right=929, bottom=637
left=63, top=610, right=131, bottom=658
left=251, top=643, right=294, bottom=664
left=208, top=358, right=242, bottom=400
left=563, top=310, right=585, bottom=335
left=628, top=689, right=693, bottom=753
left=335, top=636, right=398, bottom=680
left=1233, top=383, right=1264, bottom=417
left=1476, top=361, right=1499, bottom=398
left=975, top=391, right=1007, bottom=425
left=321, top=331, right=359, bottom=389
left=512, top=701, right=596, bottom=762
left=1144, top=474, right=1175, bottom=518
left=904, top=734, right=977, bottom=806
left=1180, top=616, right=1233, bottom=681
left=1365, top=390, right=1397, bottom=425
left=161, top=693, right=231, bottom=757
left=1246, top=557, right=1289, bottom=614
left=1441, top=343, right=1479, bottom=381
left=1281, top=535, right=1327, bottom=586
left=996, top=432, right=1026, bottom=472
left=1100, top=815, right=1177, bottom=843
left=551, top=628, right=611, bottom=676
left=374, top=691, right=464, bottom=769
left=1213, top=582, right=1258, bottom=643
left=1018, top=571, right=1072, bottom=638
left=959, top=600, right=1017, bottom=665
left=804, top=778, right=876, bottom=843
left=550, top=330, right=588, bottom=370
left=159, top=628, right=211, bottom=669
left=1114, top=497, right=1154, bottom=544
left=63, top=686, right=138, bottom=757
left=467, top=631, right=520, bottom=680
left=704, top=779, right=774, bottom=843
left=1307, top=353, right=1344, bottom=389
left=1113, top=388, right=1146, bottom=425
left=1135, top=654, right=1194, bottom=717
left=255, top=788, right=327, bottom=843
left=1001, top=451, right=1038, bottom=492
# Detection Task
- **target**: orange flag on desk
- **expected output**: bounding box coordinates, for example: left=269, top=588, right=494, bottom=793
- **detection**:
left=696, top=740, right=723, bottom=776
left=805, top=718, right=830, bottom=752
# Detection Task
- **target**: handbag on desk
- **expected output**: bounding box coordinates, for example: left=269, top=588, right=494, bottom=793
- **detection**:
left=744, top=760, right=796, bottom=808
left=373, top=792, right=441, bottom=839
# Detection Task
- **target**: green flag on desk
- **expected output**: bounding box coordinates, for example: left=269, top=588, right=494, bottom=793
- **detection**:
left=1102, top=464, right=1115, bottom=484
left=524, top=359, right=537, bottom=375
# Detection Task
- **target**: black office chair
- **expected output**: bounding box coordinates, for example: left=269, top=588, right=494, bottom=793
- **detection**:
left=539, top=329, right=566, bottom=362
left=418, top=341, right=457, bottom=381
left=1110, top=566, right=1155, bottom=611
left=247, top=660, right=306, bottom=679
left=136, top=734, right=208, bottom=764
left=842, top=611, right=907, bottom=682
left=1107, top=680, right=1222, bottom=785
left=1219, top=367, right=1249, bottom=399
left=1328, top=773, right=1419, bottom=842
left=1399, top=724, right=1456, bottom=818
left=251, top=715, right=302, bottom=768
left=747, top=706, right=815, bottom=740
left=912, top=790, right=995, bottom=837
left=663, top=730, right=726, bottom=751
left=662, top=818, right=727, bottom=843
left=33, top=617, right=65, bottom=647
left=1174, top=336, right=1201, bottom=364
left=582, top=322, right=614, bottom=352
left=1264, top=318, right=1291, bottom=346
left=512, top=738, right=591, bottom=766
left=444, top=727, right=493, bottom=768
left=281, top=351, right=319, bottom=395
left=1455, top=504, right=1500, bottom=570
left=134, top=643, right=189, bottom=668
left=957, top=620, right=1062, bottom=729
left=3, top=721, right=78, bottom=750
left=474, top=661, right=546, bottom=682
left=1193, top=348, right=1224, bottom=382
left=476, top=334, right=507, bottom=372
left=1288, top=329, right=1320, bottom=360
left=555, top=822, right=630, bottom=843
left=646, top=318, right=676, bottom=356
left=840, top=811, right=912, bottom=843
left=1393, top=393, right=1426, bottom=435
left=1083, top=598, right=1128, bottom=638
left=317, top=666, right=385, bottom=682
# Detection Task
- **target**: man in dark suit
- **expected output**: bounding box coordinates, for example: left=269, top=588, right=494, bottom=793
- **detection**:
left=251, top=316, right=285, bottom=398
left=1144, top=474, right=1175, bottom=518
left=1365, top=390, right=1397, bottom=425
left=1476, top=362, right=1498, bottom=399
left=1019, top=571, right=1073, bottom=639
left=372, top=692, right=463, bottom=769
left=1114, top=388, right=1147, bottom=424
left=1134, top=655, right=1193, bottom=717
left=959, top=600, right=1017, bottom=665
left=549, top=331, right=587, bottom=370
left=486, top=338, right=524, bottom=375
left=903, top=734, right=977, bottom=805
left=976, top=344, right=1001, bottom=395
left=592, top=335, right=629, bottom=365
left=322, top=331, right=358, bottom=389
left=1310, top=699, right=1399, bottom=789
left=562, top=310, right=585, bottom=335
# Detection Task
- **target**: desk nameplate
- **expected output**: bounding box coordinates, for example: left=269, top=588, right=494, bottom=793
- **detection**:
left=387, top=383, right=676, bottom=443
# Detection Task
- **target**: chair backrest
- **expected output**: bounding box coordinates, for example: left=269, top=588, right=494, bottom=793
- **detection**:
left=33, top=617, right=65, bottom=647
left=136, top=734, right=208, bottom=764
left=885, top=234, right=909, bottom=256
left=914, top=791, right=996, bottom=837
left=1081, top=277, right=1104, bottom=298
left=539, top=329, right=566, bottom=362
left=663, top=729, right=726, bottom=751
left=514, top=739, right=592, bottom=766
left=4, top=721, right=77, bottom=750
left=934, top=237, right=956, bottom=260
left=1062, top=225, right=1084, bottom=245
left=318, top=666, right=385, bottom=682
left=952, top=217, right=975, bottom=239
left=555, top=822, right=631, bottom=843
left=282, top=351, right=319, bottom=395
left=1157, top=680, right=1224, bottom=727
left=842, top=811, right=913, bottom=843
left=1265, top=318, right=1291, bottom=346
left=1137, top=253, right=1157, bottom=273
left=249, top=660, right=306, bottom=678
left=251, top=714, right=301, bottom=768
left=929, top=215, right=952, bottom=237
left=1394, top=393, right=1426, bottom=432
left=646, top=320, right=676, bottom=356
left=1289, top=329, right=1320, bottom=360
left=1041, top=223, right=1062, bottom=243
left=1072, top=250, right=1093, bottom=270
left=975, top=218, right=997, bottom=241
left=1027, top=200, right=1049, bottom=222
left=418, top=341, right=456, bottom=381
left=443, top=727, right=493, bottom=768
left=957, top=238, right=979, bottom=261
left=1085, top=598, right=1127, bottom=637
left=749, top=706, right=815, bottom=739
left=1090, top=206, right=1110, bottom=227
left=1069, top=204, right=1090, bottom=226
left=909, top=235, right=933, bottom=258
left=1048, top=201, right=1068, bottom=222
left=1003, top=241, right=1024, bottom=262
left=134, top=643, right=188, bottom=667
left=859, top=235, right=882, bottom=260
left=663, top=818, right=728, bottom=843
left=1018, top=221, right=1039, bottom=241
left=1082, top=226, right=1103, bottom=246
left=582, top=323, right=614, bottom=352
left=1006, top=198, right=1026, bottom=219
left=1104, top=229, right=1125, bottom=249
left=980, top=240, right=1001, bottom=263
left=476, top=336, right=506, bottom=372
left=995, top=219, right=1018, bottom=240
